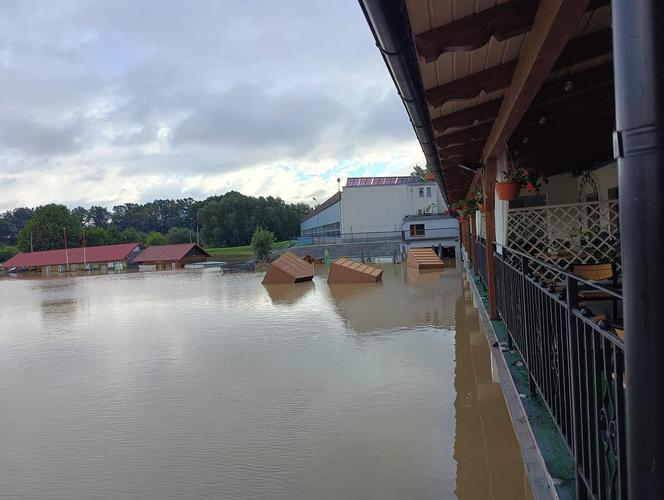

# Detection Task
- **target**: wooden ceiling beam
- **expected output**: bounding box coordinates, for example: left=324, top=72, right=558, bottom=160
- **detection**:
left=552, top=28, right=613, bottom=71
left=432, top=56, right=612, bottom=135
left=482, top=0, right=592, bottom=161
left=415, top=0, right=610, bottom=65
left=415, top=0, right=610, bottom=64
left=432, top=99, right=503, bottom=134
left=415, top=0, right=538, bottom=63
left=439, top=144, right=484, bottom=160
left=518, top=83, right=614, bottom=130
left=515, top=105, right=615, bottom=143
left=437, top=122, right=494, bottom=149
left=425, top=61, right=517, bottom=108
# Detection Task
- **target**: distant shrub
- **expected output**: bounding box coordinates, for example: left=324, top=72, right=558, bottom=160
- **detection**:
left=251, top=227, right=275, bottom=261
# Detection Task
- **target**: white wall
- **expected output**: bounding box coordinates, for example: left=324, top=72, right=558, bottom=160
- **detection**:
left=538, top=162, right=618, bottom=205
left=341, top=182, right=445, bottom=234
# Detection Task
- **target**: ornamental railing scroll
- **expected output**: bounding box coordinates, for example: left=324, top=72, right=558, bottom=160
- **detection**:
left=493, top=243, right=626, bottom=499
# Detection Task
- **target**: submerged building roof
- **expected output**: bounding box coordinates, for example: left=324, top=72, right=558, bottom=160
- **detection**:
left=132, top=243, right=210, bottom=263
left=0, top=243, right=142, bottom=269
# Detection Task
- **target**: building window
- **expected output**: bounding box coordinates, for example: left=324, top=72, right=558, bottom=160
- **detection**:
left=410, top=224, right=425, bottom=236
left=419, top=187, right=424, bottom=197
left=426, top=186, right=432, bottom=197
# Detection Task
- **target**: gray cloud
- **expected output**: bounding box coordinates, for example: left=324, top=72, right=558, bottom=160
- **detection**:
left=0, top=0, right=420, bottom=210
left=0, top=116, right=82, bottom=155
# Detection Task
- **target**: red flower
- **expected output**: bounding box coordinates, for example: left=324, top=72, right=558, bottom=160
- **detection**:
left=459, top=215, right=465, bottom=223
left=526, top=182, right=535, bottom=192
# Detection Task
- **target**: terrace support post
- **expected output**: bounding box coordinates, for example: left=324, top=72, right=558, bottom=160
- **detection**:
left=470, top=214, right=477, bottom=274
left=484, top=158, right=498, bottom=320
left=612, top=0, right=664, bottom=496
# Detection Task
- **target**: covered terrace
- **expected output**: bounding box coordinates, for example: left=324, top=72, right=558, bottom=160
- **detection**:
left=359, top=0, right=663, bottom=498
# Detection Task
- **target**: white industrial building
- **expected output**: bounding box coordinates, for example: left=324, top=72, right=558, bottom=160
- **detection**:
left=299, top=176, right=459, bottom=252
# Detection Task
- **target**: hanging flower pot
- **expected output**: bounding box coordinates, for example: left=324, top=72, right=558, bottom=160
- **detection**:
left=496, top=181, right=521, bottom=201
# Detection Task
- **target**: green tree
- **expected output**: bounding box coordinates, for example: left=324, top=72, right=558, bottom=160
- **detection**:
left=251, top=227, right=275, bottom=261
left=17, top=204, right=82, bottom=252
left=410, top=164, right=433, bottom=181
left=71, top=206, right=89, bottom=225
left=88, top=205, right=111, bottom=228
left=85, top=227, right=110, bottom=246
left=145, top=231, right=167, bottom=246
left=1, top=207, right=33, bottom=245
left=119, top=227, right=144, bottom=244
left=0, top=245, right=18, bottom=263
left=166, top=226, right=192, bottom=244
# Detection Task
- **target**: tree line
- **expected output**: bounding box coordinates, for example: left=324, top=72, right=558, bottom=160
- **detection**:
left=0, top=192, right=310, bottom=259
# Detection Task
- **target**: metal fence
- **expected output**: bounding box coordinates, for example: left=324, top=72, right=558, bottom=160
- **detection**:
left=475, top=236, right=488, bottom=288
left=493, top=243, right=626, bottom=499
left=296, top=227, right=459, bottom=246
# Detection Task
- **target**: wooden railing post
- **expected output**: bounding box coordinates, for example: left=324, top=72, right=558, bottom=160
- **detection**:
left=484, top=158, right=498, bottom=320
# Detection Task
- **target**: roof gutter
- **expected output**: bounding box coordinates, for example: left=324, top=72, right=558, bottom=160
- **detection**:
left=357, top=0, right=449, bottom=204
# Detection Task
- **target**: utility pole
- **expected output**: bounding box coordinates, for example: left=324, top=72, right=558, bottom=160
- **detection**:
left=30, top=231, right=33, bottom=252
left=196, top=225, right=200, bottom=246
left=83, top=227, right=87, bottom=269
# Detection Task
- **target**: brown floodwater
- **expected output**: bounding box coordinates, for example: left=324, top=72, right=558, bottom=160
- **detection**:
left=0, top=264, right=532, bottom=499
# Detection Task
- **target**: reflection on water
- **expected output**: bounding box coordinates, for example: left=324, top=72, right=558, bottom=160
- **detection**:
left=0, top=265, right=531, bottom=499
left=454, top=279, right=534, bottom=500
left=263, top=281, right=316, bottom=305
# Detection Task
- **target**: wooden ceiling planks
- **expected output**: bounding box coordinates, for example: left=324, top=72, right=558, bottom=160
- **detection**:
left=481, top=0, right=592, bottom=161
left=405, top=0, right=613, bottom=201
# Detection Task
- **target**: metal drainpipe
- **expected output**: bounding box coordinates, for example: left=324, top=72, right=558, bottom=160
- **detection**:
left=358, top=0, right=448, bottom=204
left=612, top=0, right=664, bottom=496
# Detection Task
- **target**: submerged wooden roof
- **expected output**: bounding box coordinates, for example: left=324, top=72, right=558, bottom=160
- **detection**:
left=262, top=252, right=314, bottom=284
left=406, top=248, right=446, bottom=270
left=399, top=0, right=614, bottom=200
left=328, top=258, right=383, bottom=283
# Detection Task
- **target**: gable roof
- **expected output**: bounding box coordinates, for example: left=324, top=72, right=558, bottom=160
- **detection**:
left=0, top=243, right=142, bottom=269
left=132, top=243, right=210, bottom=263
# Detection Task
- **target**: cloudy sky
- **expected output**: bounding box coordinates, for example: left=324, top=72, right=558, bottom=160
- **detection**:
left=0, top=0, right=422, bottom=211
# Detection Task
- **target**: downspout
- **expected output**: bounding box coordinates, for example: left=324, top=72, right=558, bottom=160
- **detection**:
left=612, top=0, right=664, bottom=496
left=358, top=0, right=449, bottom=204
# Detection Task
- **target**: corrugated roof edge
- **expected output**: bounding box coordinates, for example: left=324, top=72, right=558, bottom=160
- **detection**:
left=301, top=192, right=341, bottom=223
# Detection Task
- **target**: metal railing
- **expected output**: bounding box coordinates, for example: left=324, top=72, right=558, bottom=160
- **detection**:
left=297, top=227, right=460, bottom=246
left=475, top=236, right=488, bottom=288
left=492, top=243, right=626, bottom=499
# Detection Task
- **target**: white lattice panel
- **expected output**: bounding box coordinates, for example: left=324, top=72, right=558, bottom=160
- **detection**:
left=507, top=201, right=620, bottom=276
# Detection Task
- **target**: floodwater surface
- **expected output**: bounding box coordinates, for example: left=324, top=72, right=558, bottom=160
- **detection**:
left=0, top=264, right=531, bottom=499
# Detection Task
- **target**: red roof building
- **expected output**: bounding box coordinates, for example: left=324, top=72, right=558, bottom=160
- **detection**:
left=132, top=244, right=210, bottom=269
left=1, top=243, right=143, bottom=270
